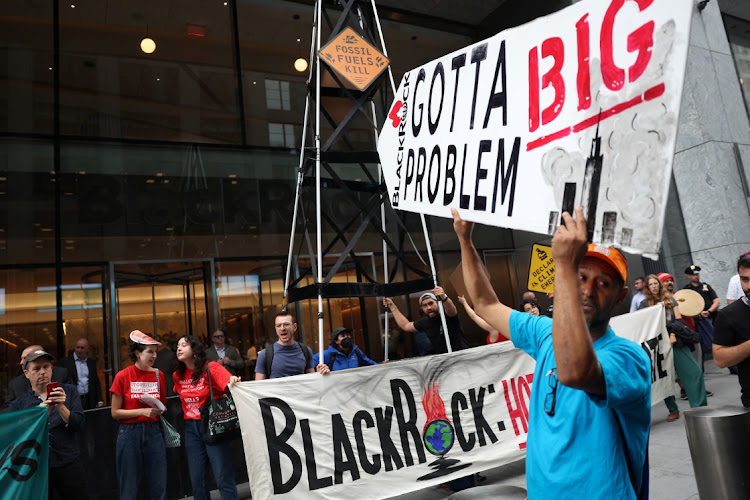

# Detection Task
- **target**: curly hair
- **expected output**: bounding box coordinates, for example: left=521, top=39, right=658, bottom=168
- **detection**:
left=520, top=298, right=540, bottom=313
left=643, top=274, right=674, bottom=308
left=175, top=335, right=207, bottom=384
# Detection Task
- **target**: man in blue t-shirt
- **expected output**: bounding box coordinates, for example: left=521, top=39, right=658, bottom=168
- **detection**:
left=255, top=311, right=315, bottom=380
left=452, top=206, right=651, bottom=500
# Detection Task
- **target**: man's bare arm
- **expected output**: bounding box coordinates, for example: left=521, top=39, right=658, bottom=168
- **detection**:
left=434, top=286, right=458, bottom=316
left=713, top=340, right=750, bottom=368
left=382, top=297, right=417, bottom=333
left=451, top=208, right=513, bottom=341
left=551, top=207, right=605, bottom=395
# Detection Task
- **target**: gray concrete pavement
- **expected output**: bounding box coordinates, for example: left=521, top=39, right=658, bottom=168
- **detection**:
left=201, top=360, right=742, bottom=499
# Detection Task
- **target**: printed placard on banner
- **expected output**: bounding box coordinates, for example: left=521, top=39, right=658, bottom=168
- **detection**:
left=527, top=244, right=554, bottom=293
left=320, top=27, right=389, bottom=91
left=377, top=0, right=693, bottom=258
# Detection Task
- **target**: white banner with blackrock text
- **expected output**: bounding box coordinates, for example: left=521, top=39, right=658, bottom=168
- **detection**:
left=232, top=305, right=672, bottom=499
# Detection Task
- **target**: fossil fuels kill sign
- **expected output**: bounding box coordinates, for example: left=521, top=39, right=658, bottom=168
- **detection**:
left=319, top=27, right=389, bottom=91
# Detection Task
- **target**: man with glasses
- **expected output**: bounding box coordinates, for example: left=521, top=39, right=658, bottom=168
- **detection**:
left=713, top=252, right=750, bottom=408
left=452, top=206, right=651, bottom=499
left=314, top=327, right=378, bottom=374
left=206, top=329, right=245, bottom=377
left=255, top=312, right=315, bottom=380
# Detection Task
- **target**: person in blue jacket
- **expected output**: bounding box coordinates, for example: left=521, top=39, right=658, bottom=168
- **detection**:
left=315, top=327, right=378, bottom=374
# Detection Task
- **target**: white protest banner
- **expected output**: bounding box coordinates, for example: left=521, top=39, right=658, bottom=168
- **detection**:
left=233, top=305, right=671, bottom=499
left=377, top=0, right=693, bottom=258
left=611, top=304, right=675, bottom=404
left=234, top=342, right=535, bottom=499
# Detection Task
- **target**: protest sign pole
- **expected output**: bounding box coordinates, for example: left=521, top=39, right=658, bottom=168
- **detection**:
left=420, top=213, right=452, bottom=353
left=369, top=0, right=397, bottom=94
left=314, top=0, right=325, bottom=359
left=358, top=5, right=397, bottom=361
left=366, top=0, right=402, bottom=361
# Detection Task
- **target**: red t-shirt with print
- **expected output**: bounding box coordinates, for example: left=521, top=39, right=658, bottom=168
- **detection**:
left=109, top=364, right=167, bottom=424
left=173, top=361, right=232, bottom=420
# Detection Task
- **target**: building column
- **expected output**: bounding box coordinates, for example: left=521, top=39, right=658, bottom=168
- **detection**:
left=667, top=0, right=750, bottom=302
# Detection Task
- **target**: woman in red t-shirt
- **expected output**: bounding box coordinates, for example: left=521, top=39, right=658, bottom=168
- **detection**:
left=110, top=332, right=167, bottom=500
left=174, top=335, right=240, bottom=500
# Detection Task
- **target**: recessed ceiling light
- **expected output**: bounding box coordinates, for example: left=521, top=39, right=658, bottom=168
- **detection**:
left=228, top=174, right=237, bottom=178
left=71, top=4, right=75, bottom=8
left=156, top=173, right=163, bottom=177
left=48, top=67, right=53, bottom=71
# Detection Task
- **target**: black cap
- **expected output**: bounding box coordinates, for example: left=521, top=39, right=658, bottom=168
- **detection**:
left=330, top=327, right=353, bottom=344
left=684, top=265, right=701, bottom=275
left=24, top=349, right=54, bottom=369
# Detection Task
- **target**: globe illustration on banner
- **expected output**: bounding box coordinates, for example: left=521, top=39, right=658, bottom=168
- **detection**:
left=423, top=419, right=454, bottom=456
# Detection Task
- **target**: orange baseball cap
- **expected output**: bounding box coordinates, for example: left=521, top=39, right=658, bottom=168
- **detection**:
left=585, top=244, right=628, bottom=283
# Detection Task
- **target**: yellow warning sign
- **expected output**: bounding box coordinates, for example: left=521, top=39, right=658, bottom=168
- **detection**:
left=319, top=27, right=389, bottom=91
left=527, top=244, right=554, bottom=293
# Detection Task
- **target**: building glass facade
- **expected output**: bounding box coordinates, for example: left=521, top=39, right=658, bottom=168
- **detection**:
left=3, top=1, right=750, bottom=410
left=0, top=0, right=502, bottom=404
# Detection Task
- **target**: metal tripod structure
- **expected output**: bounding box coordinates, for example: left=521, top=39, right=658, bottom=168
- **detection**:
left=282, top=0, right=454, bottom=362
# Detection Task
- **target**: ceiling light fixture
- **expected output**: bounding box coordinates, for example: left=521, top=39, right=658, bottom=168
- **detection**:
left=141, top=25, right=156, bottom=54
left=294, top=37, right=308, bottom=73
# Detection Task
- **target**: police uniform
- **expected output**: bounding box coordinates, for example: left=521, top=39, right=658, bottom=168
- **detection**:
left=681, top=265, right=718, bottom=321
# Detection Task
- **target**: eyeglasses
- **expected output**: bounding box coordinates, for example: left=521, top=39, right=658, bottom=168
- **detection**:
left=213, top=335, right=224, bottom=339
left=544, top=368, right=558, bottom=417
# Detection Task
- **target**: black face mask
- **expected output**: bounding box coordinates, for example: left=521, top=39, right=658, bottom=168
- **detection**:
left=339, top=337, right=353, bottom=349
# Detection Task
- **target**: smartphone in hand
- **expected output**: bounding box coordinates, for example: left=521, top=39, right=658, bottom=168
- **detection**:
left=46, top=382, right=59, bottom=395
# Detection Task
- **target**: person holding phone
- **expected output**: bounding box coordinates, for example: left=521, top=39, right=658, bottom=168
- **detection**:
left=110, top=331, right=167, bottom=500
left=8, top=349, right=88, bottom=500
left=174, top=335, right=240, bottom=500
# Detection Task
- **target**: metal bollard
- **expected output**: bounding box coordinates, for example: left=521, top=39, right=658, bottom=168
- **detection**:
left=683, top=405, right=750, bottom=500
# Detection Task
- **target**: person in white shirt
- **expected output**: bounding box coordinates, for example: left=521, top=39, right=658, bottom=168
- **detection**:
left=629, top=276, right=646, bottom=313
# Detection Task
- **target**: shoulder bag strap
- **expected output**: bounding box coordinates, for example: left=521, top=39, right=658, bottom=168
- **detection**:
left=154, top=368, right=164, bottom=400
left=206, top=362, right=214, bottom=400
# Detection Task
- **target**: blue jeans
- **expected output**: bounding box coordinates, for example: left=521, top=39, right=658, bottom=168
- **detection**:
left=116, top=421, right=167, bottom=500
left=184, top=419, right=238, bottom=500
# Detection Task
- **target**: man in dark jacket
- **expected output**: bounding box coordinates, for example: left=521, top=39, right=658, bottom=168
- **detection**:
left=314, top=327, right=378, bottom=374
left=59, top=338, right=103, bottom=410
left=205, top=329, right=245, bottom=377
left=8, top=349, right=88, bottom=500
left=3, top=344, right=71, bottom=410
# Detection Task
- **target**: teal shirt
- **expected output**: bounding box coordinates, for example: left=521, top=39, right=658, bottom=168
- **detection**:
left=509, top=311, right=651, bottom=499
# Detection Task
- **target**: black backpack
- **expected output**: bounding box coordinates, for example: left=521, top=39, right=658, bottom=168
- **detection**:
left=326, top=347, right=366, bottom=372
left=264, top=341, right=311, bottom=378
